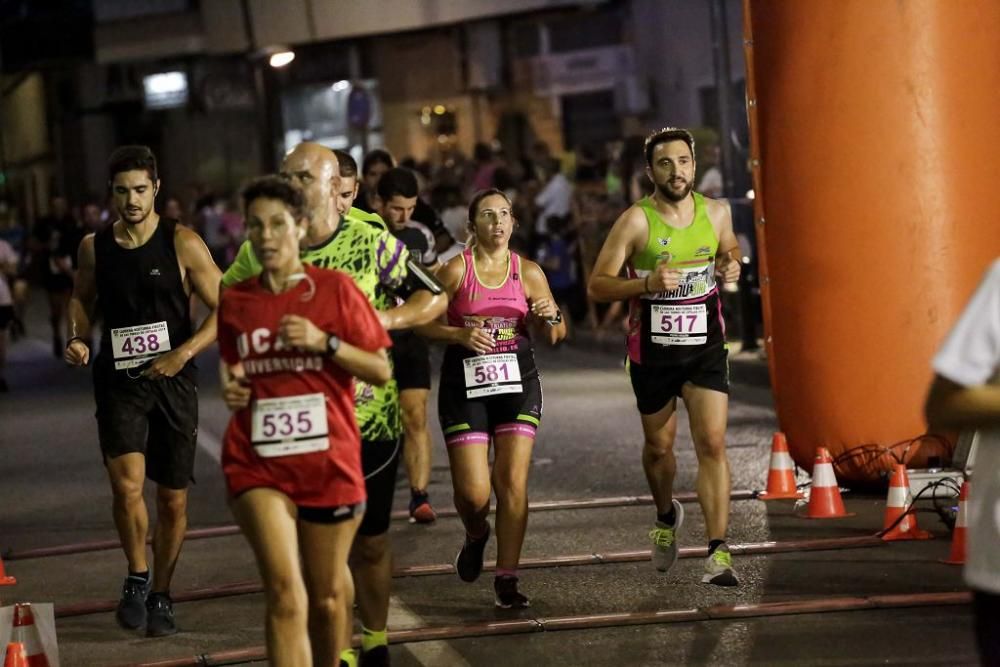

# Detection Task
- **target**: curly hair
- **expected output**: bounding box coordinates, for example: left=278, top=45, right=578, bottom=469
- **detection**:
left=241, top=175, right=307, bottom=221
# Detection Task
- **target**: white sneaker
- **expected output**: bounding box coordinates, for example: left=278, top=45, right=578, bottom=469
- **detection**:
left=649, top=499, right=684, bottom=573
left=702, top=544, right=739, bottom=586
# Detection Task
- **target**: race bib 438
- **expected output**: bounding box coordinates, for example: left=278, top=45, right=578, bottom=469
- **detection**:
left=111, top=321, right=171, bottom=370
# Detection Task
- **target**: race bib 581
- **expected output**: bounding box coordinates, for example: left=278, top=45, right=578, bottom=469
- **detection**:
left=463, top=353, right=522, bottom=399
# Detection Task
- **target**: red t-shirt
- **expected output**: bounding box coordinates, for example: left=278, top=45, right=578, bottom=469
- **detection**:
left=218, top=265, right=391, bottom=507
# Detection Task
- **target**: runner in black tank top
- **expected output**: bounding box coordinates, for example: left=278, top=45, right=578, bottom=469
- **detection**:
left=373, top=167, right=443, bottom=525
left=64, top=146, right=222, bottom=637
left=94, top=217, right=195, bottom=379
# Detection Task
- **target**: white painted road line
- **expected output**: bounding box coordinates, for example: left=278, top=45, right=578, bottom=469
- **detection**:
left=389, top=595, right=471, bottom=666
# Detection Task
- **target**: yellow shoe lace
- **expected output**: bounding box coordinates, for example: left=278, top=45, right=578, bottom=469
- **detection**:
left=711, top=549, right=732, bottom=568
left=649, top=526, right=676, bottom=547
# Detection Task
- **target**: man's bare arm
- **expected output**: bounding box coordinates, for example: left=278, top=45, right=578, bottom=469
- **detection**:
left=143, top=227, right=222, bottom=379
left=925, top=375, right=1000, bottom=430
left=64, top=235, right=97, bottom=365
left=176, top=226, right=223, bottom=359
left=711, top=200, right=741, bottom=283
left=587, top=207, right=648, bottom=303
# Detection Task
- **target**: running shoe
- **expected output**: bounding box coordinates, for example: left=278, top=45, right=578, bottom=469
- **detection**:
left=494, top=575, right=530, bottom=609
left=649, top=498, right=684, bottom=573
left=359, top=645, right=390, bottom=667
left=115, top=574, right=151, bottom=630
left=408, top=491, right=437, bottom=524
left=145, top=592, right=178, bottom=637
left=702, top=544, right=739, bottom=586
left=454, top=523, right=491, bottom=582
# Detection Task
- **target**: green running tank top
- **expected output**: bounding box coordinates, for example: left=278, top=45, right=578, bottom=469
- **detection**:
left=625, top=192, right=725, bottom=366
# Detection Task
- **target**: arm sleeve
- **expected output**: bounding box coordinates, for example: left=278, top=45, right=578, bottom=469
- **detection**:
left=217, top=293, right=241, bottom=365
left=419, top=224, right=438, bottom=265
left=221, top=240, right=262, bottom=288
left=333, top=275, right=392, bottom=352
left=375, top=230, right=411, bottom=293
left=932, top=260, right=1000, bottom=387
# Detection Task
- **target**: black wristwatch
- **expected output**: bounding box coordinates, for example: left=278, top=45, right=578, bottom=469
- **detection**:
left=545, top=311, right=563, bottom=326
left=326, top=333, right=341, bottom=356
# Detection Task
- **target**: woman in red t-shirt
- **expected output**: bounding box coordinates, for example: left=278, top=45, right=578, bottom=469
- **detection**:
left=218, top=176, right=391, bottom=666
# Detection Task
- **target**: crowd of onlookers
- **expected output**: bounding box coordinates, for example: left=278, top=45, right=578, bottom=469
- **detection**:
left=0, top=133, right=740, bottom=392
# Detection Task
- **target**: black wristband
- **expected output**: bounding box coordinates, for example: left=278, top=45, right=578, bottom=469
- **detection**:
left=644, top=274, right=651, bottom=293
left=545, top=311, right=563, bottom=326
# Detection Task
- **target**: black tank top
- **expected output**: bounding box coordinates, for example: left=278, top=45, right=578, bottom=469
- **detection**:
left=94, top=218, right=194, bottom=377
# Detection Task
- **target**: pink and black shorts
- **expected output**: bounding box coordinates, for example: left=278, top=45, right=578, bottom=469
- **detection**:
left=437, top=373, right=542, bottom=447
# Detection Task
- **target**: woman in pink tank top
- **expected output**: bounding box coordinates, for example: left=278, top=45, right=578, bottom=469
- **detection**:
left=422, top=189, right=566, bottom=609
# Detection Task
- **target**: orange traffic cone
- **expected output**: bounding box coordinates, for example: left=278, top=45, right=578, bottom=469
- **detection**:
left=0, top=554, right=15, bottom=586
left=881, top=464, right=931, bottom=541
left=806, top=447, right=853, bottom=519
left=10, top=604, right=50, bottom=667
left=759, top=432, right=804, bottom=500
left=941, top=479, right=969, bottom=565
left=4, top=643, right=28, bottom=667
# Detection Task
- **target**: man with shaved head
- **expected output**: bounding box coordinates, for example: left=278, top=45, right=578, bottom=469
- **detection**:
left=223, top=142, right=447, bottom=667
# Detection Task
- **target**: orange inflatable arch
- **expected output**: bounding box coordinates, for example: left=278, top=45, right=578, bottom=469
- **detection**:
left=743, top=0, right=1000, bottom=482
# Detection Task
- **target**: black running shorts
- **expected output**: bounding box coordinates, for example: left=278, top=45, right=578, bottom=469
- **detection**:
left=391, top=331, right=432, bottom=391
left=93, top=367, right=198, bottom=489
left=437, top=373, right=543, bottom=447
left=298, top=501, right=366, bottom=525
left=628, top=344, right=729, bottom=415
left=357, top=438, right=401, bottom=537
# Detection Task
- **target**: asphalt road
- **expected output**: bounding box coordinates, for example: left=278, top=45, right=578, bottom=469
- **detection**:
left=0, top=297, right=978, bottom=666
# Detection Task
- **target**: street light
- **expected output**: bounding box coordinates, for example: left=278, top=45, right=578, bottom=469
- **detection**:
left=268, top=50, right=295, bottom=68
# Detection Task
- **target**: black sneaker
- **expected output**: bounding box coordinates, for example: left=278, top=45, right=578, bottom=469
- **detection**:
left=360, top=644, right=390, bottom=667
left=454, top=524, right=491, bottom=583
left=494, top=575, right=530, bottom=609
left=145, top=592, right=177, bottom=637
left=115, top=574, right=150, bottom=630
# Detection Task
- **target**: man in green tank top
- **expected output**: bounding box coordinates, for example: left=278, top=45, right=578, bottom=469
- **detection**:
left=588, top=127, right=743, bottom=586
left=221, top=143, right=446, bottom=667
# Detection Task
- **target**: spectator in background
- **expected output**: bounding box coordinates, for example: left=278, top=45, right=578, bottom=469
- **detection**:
left=198, top=194, right=234, bottom=269
left=696, top=144, right=724, bottom=198
left=0, top=234, right=17, bottom=391
left=533, top=158, right=572, bottom=237
left=535, top=215, right=578, bottom=342
left=81, top=199, right=107, bottom=235
left=220, top=197, right=244, bottom=266
left=32, top=195, right=78, bottom=357
left=433, top=184, right=468, bottom=247
left=357, top=149, right=395, bottom=214
left=0, top=201, right=27, bottom=339
left=360, top=149, right=454, bottom=255
left=163, top=196, right=187, bottom=227
left=468, top=142, right=498, bottom=195
left=924, top=259, right=1000, bottom=667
